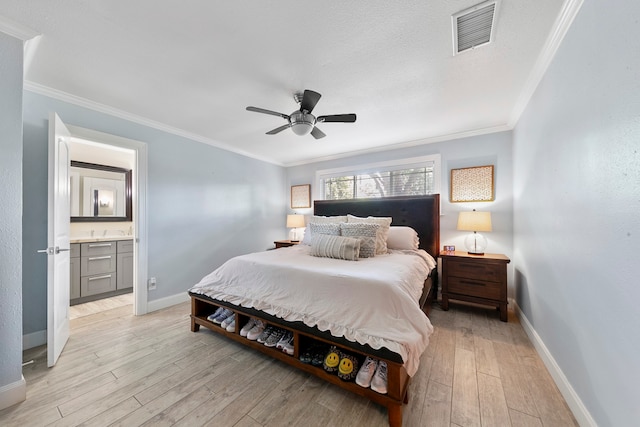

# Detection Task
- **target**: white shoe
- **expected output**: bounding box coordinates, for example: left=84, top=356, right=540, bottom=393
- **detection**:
left=225, top=318, right=236, bottom=332
left=240, top=318, right=257, bottom=337
left=246, top=320, right=266, bottom=341
left=370, top=361, right=388, bottom=394
left=212, top=308, right=233, bottom=324
left=221, top=314, right=235, bottom=329
left=355, top=356, right=378, bottom=388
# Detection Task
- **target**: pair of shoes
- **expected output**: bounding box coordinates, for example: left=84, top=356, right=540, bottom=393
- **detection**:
left=276, top=331, right=294, bottom=354
left=356, top=356, right=378, bottom=388
left=338, top=352, right=359, bottom=382
left=240, top=318, right=257, bottom=337
left=246, top=320, right=266, bottom=341
left=356, top=358, right=387, bottom=394
left=206, top=306, right=226, bottom=322
left=299, top=343, right=325, bottom=364
left=209, top=308, right=233, bottom=324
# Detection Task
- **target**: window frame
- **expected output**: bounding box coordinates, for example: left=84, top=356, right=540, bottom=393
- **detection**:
left=315, top=154, right=441, bottom=201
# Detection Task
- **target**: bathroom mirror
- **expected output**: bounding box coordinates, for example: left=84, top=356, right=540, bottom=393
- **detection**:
left=70, top=161, right=132, bottom=222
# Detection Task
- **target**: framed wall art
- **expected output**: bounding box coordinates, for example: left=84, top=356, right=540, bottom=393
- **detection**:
left=450, top=165, right=494, bottom=202
left=290, top=184, right=311, bottom=209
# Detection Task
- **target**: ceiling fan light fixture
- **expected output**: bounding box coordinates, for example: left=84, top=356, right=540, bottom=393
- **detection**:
left=290, top=111, right=315, bottom=136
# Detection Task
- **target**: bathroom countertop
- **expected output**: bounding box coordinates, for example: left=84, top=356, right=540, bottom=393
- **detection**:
left=70, top=236, right=134, bottom=244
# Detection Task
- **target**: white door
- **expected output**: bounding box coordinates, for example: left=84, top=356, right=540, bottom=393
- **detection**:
left=45, top=113, right=72, bottom=367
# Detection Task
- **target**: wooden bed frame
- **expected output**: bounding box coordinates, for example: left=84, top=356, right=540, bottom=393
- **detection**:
left=189, top=194, right=440, bottom=426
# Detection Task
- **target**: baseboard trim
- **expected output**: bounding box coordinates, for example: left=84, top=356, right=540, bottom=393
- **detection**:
left=146, top=292, right=190, bottom=313
left=511, top=299, right=596, bottom=427
left=0, top=375, right=26, bottom=411
left=23, top=329, right=47, bottom=351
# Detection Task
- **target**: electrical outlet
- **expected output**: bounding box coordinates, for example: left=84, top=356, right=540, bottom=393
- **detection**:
left=148, top=277, right=157, bottom=290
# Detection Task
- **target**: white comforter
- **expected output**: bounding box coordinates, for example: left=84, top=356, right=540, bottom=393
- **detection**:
left=189, top=245, right=435, bottom=376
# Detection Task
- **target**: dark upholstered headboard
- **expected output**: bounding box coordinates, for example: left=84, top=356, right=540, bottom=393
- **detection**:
left=314, top=195, right=440, bottom=257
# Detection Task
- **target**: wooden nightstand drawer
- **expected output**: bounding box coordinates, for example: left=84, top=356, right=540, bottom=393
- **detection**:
left=447, top=276, right=501, bottom=300
left=448, top=260, right=502, bottom=282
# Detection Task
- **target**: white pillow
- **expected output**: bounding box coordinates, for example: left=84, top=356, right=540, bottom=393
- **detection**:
left=310, top=234, right=360, bottom=261
left=387, top=226, right=420, bottom=251
left=340, top=222, right=379, bottom=258
left=347, top=214, right=392, bottom=255
left=301, top=215, right=347, bottom=245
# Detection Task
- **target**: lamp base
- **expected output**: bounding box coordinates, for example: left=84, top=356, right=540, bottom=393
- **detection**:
left=464, top=232, right=488, bottom=255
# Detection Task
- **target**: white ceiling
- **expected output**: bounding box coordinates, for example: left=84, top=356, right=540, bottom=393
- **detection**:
left=1, top=0, right=569, bottom=166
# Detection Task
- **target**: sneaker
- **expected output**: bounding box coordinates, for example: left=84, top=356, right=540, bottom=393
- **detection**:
left=338, top=353, right=359, bottom=382
left=212, top=308, right=233, bottom=324
left=282, top=335, right=295, bottom=356
left=240, top=318, right=257, bottom=337
left=276, top=331, right=293, bottom=350
left=246, top=320, right=266, bottom=341
left=311, top=345, right=327, bottom=366
left=323, top=346, right=341, bottom=373
left=264, top=328, right=285, bottom=347
left=355, top=356, right=378, bottom=388
left=206, top=306, right=226, bottom=322
left=370, top=361, right=388, bottom=394
left=225, top=318, right=236, bottom=332
left=257, top=326, right=276, bottom=344
left=220, top=314, right=235, bottom=329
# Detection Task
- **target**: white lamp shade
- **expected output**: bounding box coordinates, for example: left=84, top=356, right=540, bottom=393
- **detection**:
left=457, top=211, right=492, bottom=232
left=286, top=214, right=306, bottom=228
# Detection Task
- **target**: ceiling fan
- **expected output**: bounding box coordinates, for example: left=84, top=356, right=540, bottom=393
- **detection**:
left=246, top=89, right=356, bottom=139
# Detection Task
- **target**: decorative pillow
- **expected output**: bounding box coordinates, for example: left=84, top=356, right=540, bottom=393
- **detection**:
left=310, top=234, right=360, bottom=261
left=301, top=215, right=348, bottom=245
left=340, top=223, right=379, bottom=258
left=387, top=226, right=420, bottom=250
left=347, top=215, right=392, bottom=255
left=309, top=222, right=341, bottom=238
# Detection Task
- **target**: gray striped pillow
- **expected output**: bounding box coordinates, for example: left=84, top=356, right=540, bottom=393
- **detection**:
left=310, top=234, right=361, bottom=261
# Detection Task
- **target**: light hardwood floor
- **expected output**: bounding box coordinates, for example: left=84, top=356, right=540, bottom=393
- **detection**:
left=3, top=301, right=577, bottom=426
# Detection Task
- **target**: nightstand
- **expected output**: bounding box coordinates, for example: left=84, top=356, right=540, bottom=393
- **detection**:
left=274, top=240, right=300, bottom=249
left=440, top=251, right=511, bottom=322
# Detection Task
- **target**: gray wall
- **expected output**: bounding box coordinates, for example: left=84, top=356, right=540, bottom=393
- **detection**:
left=286, top=131, right=514, bottom=289
left=0, top=32, right=24, bottom=401
left=512, top=0, right=640, bottom=424
left=22, top=91, right=287, bottom=336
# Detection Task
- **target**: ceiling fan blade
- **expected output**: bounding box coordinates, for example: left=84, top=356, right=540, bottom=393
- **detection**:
left=300, top=90, right=322, bottom=113
left=246, top=106, right=289, bottom=120
left=266, top=123, right=292, bottom=135
left=310, top=126, right=326, bottom=139
left=317, top=114, right=357, bottom=123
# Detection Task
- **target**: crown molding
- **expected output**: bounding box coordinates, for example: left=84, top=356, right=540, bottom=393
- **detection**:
left=508, top=0, right=584, bottom=127
left=0, top=15, right=39, bottom=40
left=23, top=81, right=284, bottom=166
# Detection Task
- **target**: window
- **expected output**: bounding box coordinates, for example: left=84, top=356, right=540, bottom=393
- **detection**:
left=317, top=155, right=441, bottom=200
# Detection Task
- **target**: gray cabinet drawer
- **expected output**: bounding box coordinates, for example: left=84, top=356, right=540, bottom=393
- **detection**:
left=117, top=240, right=134, bottom=254
left=81, top=254, right=116, bottom=276
left=81, top=241, right=116, bottom=256
left=81, top=274, right=117, bottom=296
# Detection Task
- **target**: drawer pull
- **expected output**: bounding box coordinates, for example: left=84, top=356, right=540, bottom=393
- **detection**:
left=88, top=274, right=112, bottom=281
left=459, top=280, right=486, bottom=286
left=88, top=243, right=113, bottom=248
left=88, top=256, right=112, bottom=261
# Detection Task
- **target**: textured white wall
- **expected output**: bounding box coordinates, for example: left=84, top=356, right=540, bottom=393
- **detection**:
left=0, top=32, right=25, bottom=405
left=513, top=0, right=640, bottom=424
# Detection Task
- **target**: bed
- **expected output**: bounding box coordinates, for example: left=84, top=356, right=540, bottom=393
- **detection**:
left=189, top=194, right=440, bottom=426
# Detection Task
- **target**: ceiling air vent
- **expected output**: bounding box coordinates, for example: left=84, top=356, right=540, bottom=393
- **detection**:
left=452, top=0, right=498, bottom=55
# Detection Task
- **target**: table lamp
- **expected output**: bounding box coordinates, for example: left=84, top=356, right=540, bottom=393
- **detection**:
left=457, top=209, right=492, bottom=255
left=286, top=214, right=306, bottom=242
